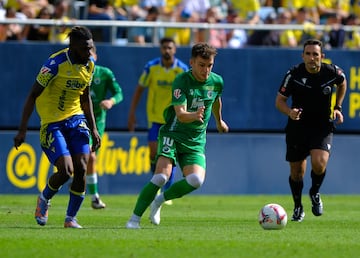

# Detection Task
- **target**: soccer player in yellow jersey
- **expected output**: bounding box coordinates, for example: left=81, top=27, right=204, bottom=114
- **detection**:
left=128, top=37, right=188, bottom=202
left=14, top=26, right=101, bottom=229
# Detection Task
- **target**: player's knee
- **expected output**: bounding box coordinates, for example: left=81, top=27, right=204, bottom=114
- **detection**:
left=186, top=173, right=204, bottom=188
left=150, top=173, right=168, bottom=187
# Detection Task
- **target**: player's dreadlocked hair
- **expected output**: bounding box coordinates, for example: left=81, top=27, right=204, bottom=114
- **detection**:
left=68, top=26, right=92, bottom=44
left=191, top=43, right=217, bottom=60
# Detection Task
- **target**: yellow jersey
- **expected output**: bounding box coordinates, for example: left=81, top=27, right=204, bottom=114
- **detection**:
left=138, top=57, right=188, bottom=126
left=35, top=48, right=95, bottom=125
left=228, top=0, right=260, bottom=21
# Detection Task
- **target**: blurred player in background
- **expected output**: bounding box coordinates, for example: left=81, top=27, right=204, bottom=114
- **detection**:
left=127, top=37, right=189, bottom=204
left=87, top=46, right=124, bottom=209
left=14, top=26, right=101, bottom=228
left=275, top=39, right=347, bottom=222
left=126, top=42, right=229, bottom=229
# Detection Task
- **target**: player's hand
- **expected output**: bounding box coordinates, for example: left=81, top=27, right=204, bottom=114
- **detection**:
left=333, top=109, right=344, bottom=124
left=217, top=120, right=229, bottom=133
left=99, top=99, right=114, bottom=110
left=91, top=130, right=101, bottom=152
left=14, top=131, right=26, bottom=150
left=195, top=106, right=205, bottom=123
left=289, top=108, right=302, bottom=120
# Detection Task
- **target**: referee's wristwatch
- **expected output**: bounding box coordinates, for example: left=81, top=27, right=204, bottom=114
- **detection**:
left=334, top=105, right=342, bottom=112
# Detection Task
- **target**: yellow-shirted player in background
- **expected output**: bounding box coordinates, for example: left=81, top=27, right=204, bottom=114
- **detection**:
left=14, top=26, right=101, bottom=229
left=128, top=37, right=188, bottom=204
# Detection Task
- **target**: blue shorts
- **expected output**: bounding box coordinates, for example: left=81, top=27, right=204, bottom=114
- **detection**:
left=148, top=122, right=163, bottom=142
left=40, top=115, right=91, bottom=164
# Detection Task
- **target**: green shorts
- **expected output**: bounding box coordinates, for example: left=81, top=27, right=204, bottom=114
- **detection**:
left=156, top=134, right=206, bottom=170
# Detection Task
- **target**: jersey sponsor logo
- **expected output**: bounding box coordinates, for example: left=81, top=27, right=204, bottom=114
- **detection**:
left=174, top=89, right=181, bottom=99
left=66, top=80, right=86, bottom=89
left=157, top=80, right=172, bottom=87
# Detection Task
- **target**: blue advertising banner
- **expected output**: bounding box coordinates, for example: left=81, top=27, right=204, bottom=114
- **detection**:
left=1, top=43, right=360, bottom=132
left=1, top=131, right=359, bottom=195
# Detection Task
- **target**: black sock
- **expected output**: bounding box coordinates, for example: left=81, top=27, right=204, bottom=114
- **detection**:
left=289, top=176, right=303, bottom=208
left=310, top=170, right=326, bottom=195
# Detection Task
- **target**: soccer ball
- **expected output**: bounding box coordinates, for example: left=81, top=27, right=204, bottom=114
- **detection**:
left=258, top=203, right=287, bottom=230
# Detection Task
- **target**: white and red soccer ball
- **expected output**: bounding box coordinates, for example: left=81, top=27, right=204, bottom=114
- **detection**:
left=258, top=203, right=287, bottom=230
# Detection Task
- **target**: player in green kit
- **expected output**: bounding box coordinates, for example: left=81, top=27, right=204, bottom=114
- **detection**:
left=87, top=47, right=124, bottom=209
left=126, top=42, right=229, bottom=229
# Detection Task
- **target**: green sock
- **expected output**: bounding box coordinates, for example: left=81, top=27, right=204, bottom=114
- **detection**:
left=86, top=174, right=98, bottom=195
left=163, top=179, right=196, bottom=200
left=133, top=182, right=160, bottom=217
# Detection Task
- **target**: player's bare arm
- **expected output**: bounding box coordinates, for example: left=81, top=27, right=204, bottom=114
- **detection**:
left=275, top=93, right=302, bottom=120
left=212, top=98, right=228, bottom=133
left=174, top=105, right=205, bottom=123
left=127, top=85, right=145, bottom=131
left=334, top=78, right=347, bottom=124
left=14, top=82, right=44, bottom=149
left=81, top=87, right=101, bottom=151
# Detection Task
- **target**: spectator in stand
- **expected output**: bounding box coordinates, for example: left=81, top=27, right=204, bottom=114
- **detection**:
left=278, top=9, right=298, bottom=47
left=49, top=0, right=72, bottom=43
left=225, top=8, right=247, bottom=49
left=209, top=0, right=228, bottom=21
left=322, top=12, right=345, bottom=49
left=228, top=0, right=261, bottom=24
left=163, top=7, right=193, bottom=46
left=26, top=5, right=53, bottom=41
left=127, top=6, right=161, bottom=45
left=247, top=11, right=280, bottom=46
left=5, top=0, right=49, bottom=18
left=351, top=0, right=360, bottom=18
left=3, top=7, right=24, bottom=41
left=343, top=13, right=360, bottom=49
left=161, top=0, right=182, bottom=22
left=317, top=0, right=350, bottom=24
left=281, top=0, right=320, bottom=24
left=293, top=7, right=319, bottom=45
left=182, top=0, right=211, bottom=22
left=88, top=0, right=129, bottom=42
left=140, top=0, right=165, bottom=14
left=198, top=6, right=227, bottom=48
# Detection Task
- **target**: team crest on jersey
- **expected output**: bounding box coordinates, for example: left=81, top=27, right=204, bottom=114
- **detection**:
left=174, top=89, right=181, bottom=99
left=323, top=86, right=331, bottom=95
left=207, top=91, right=213, bottom=99
left=94, top=77, right=101, bottom=85
left=40, top=66, right=51, bottom=74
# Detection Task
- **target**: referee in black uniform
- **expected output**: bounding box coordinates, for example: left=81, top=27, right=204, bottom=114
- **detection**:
left=275, top=39, right=347, bottom=222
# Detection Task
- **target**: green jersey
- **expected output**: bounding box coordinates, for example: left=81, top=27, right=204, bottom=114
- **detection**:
left=90, top=65, right=123, bottom=131
left=160, top=70, right=224, bottom=147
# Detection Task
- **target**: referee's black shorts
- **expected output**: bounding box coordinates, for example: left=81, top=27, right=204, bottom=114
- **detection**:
left=285, top=122, right=334, bottom=162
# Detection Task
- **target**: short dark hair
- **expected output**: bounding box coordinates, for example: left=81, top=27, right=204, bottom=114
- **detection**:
left=160, top=37, right=175, bottom=45
left=303, top=39, right=323, bottom=52
left=191, top=43, right=217, bottom=59
left=68, top=26, right=92, bottom=44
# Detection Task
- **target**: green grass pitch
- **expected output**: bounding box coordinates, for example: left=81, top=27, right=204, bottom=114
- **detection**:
left=0, top=194, right=359, bottom=258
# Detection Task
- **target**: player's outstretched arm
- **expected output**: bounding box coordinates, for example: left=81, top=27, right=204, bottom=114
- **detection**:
left=14, top=82, right=44, bottom=149
left=212, top=97, right=229, bottom=133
